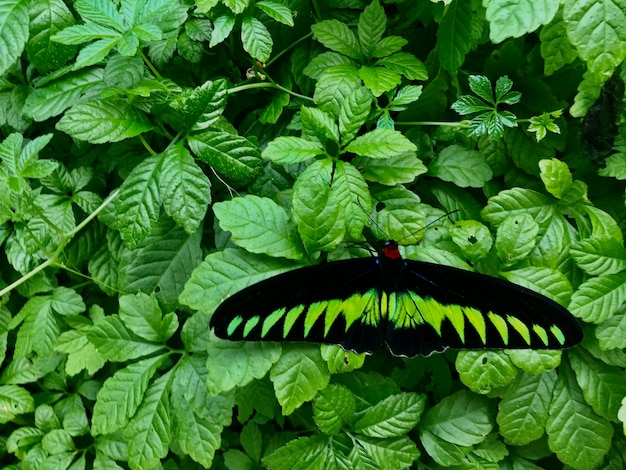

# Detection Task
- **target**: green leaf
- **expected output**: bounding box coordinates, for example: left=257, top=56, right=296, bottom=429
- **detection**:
left=313, top=384, right=356, bottom=435
left=570, top=236, right=626, bottom=276
left=91, top=354, right=167, bottom=435
left=0, top=385, right=34, bottom=423
left=87, top=315, right=165, bottom=361
left=507, top=349, right=562, bottom=375
left=270, top=345, right=331, bottom=415
left=338, top=87, right=371, bottom=144
left=179, top=248, right=296, bottom=314
left=256, top=0, right=293, bottom=26
left=501, top=267, right=572, bottom=308
left=345, top=128, right=417, bottom=159
left=54, top=329, right=106, bottom=376
left=292, top=159, right=345, bottom=252
left=450, top=220, right=493, bottom=262
left=375, top=52, right=428, bottom=80
left=421, top=390, right=494, bottom=446
left=209, top=13, right=235, bottom=47
left=314, top=65, right=362, bottom=118
left=497, top=371, right=557, bottom=445
left=0, top=0, right=29, bottom=76
left=188, top=130, right=262, bottom=184
left=241, top=15, right=272, bottom=62
left=321, top=345, right=365, bottom=374
left=484, top=0, right=560, bottom=43
left=369, top=186, right=425, bottom=244
left=14, top=296, right=59, bottom=357
left=569, top=272, right=626, bottom=323
left=114, top=154, right=161, bottom=249
left=495, top=213, right=539, bottom=266
left=359, top=65, right=401, bottom=97
left=563, top=0, right=626, bottom=75
left=539, top=158, right=572, bottom=198
left=331, top=161, right=370, bottom=239
left=214, top=195, right=304, bottom=260
left=353, top=393, right=425, bottom=438
left=482, top=188, right=556, bottom=227
left=312, top=19, right=362, bottom=60
left=540, top=18, right=579, bottom=75
left=118, top=293, right=174, bottom=342
left=263, top=435, right=331, bottom=469
left=429, top=144, right=493, bottom=188
left=75, top=0, right=124, bottom=30
left=205, top=339, right=282, bottom=394
left=262, top=136, right=325, bottom=164
left=569, top=348, right=626, bottom=421
left=356, top=152, right=427, bottom=186
left=371, top=35, right=407, bottom=58
left=50, top=287, right=85, bottom=316
left=352, top=435, right=420, bottom=469
left=456, top=351, right=518, bottom=394
left=546, top=362, right=613, bottom=469
left=419, top=429, right=469, bottom=466
left=42, top=429, right=74, bottom=453
left=437, top=0, right=478, bottom=72
left=56, top=100, right=153, bottom=143
left=358, top=0, right=386, bottom=58
left=301, top=105, right=339, bottom=144
left=596, top=313, right=626, bottom=350
left=175, top=79, right=228, bottom=131
left=124, top=369, right=173, bottom=470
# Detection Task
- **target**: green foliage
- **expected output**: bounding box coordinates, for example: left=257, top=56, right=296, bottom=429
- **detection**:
left=1, top=0, right=626, bottom=469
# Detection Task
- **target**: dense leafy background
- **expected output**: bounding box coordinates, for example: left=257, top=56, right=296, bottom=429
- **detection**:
left=1, top=0, right=626, bottom=468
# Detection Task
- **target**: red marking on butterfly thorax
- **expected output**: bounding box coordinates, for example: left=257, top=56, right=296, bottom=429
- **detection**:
left=382, top=240, right=401, bottom=260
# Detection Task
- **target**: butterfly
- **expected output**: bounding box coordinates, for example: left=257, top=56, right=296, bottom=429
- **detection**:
left=210, top=240, right=583, bottom=357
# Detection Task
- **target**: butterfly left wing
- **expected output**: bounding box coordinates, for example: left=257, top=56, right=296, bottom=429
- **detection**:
left=210, top=258, right=389, bottom=354
left=383, top=260, right=583, bottom=357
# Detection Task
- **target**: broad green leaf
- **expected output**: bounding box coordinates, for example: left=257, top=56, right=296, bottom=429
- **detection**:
left=495, top=213, right=539, bottom=266
left=421, top=390, right=494, bottom=446
left=313, top=384, right=356, bottom=435
left=262, top=136, right=325, bottom=164
left=570, top=236, right=626, bottom=276
left=241, top=15, right=272, bottom=62
left=26, top=0, right=76, bottom=74
left=497, top=371, right=557, bottom=445
left=240, top=422, right=262, bottom=463
left=50, top=287, right=85, bottom=316
left=569, top=272, right=626, bottom=323
left=41, top=429, right=74, bottom=453
left=563, top=0, right=626, bottom=75
left=546, top=362, right=613, bottom=469
left=371, top=35, right=407, bottom=58
left=75, top=0, right=124, bottom=30
left=358, top=0, right=385, bottom=58
left=359, top=65, right=401, bottom=97
left=419, top=429, right=469, bottom=466
left=356, top=152, right=427, bottom=186
left=501, top=267, right=572, bottom=307
left=429, top=144, right=493, bottom=188
left=312, top=19, right=362, bottom=60
left=569, top=348, right=626, bottom=421
left=56, top=100, right=153, bottom=143
left=54, top=329, right=106, bottom=376
left=14, top=296, right=59, bottom=357
left=188, top=130, right=262, bottom=184
left=119, top=217, right=202, bottom=312
left=0, top=385, right=34, bottom=423
left=175, top=79, right=228, bottom=131
left=375, top=52, right=428, bottom=80
left=437, top=0, right=478, bottom=72
left=0, top=0, right=29, bottom=76
left=0, top=356, right=60, bottom=385
left=321, top=345, right=365, bottom=374
left=205, top=339, right=282, bottom=394
left=270, top=345, right=331, bottom=415
left=263, top=435, right=331, bottom=469
left=292, top=159, right=345, bottom=252
left=584, top=205, right=624, bottom=244
left=209, top=13, right=235, bottom=47
left=314, top=65, right=362, bottom=118
left=87, top=315, right=165, bottom=361
left=118, top=293, right=174, bottom=342
left=539, top=158, right=572, bottom=198
left=540, top=18, right=579, bottom=75
left=179, top=248, right=296, bottom=314
left=482, top=188, right=556, bottom=227
left=352, top=435, right=420, bottom=469
left=91, top=354, right=166, bottom=435
left=484, top=0, right=560, bottom=43
left=214, top=195, right=304, bottom=260
left=124, top=370, right=173, bottom=470
left=456, top=351, right=518, bottom=394
left=596, top=313, right=626, bottom=350
left=331, top=161, right=370, bottom=239
left=450, top=220, right=493, bottom=262
left=223, top=0, right=249, bottom=14
left=114, top=154, right=161, bottom=249
left=353, top=392, right=425, bottom=438
left=370, top=185, right=425, bottom=244
left=256, top=0, right=293, bottom=26
left=157, top=145, right=211, bottom=233
left=301, top=106, right=339, bottom=144
left=303, top=51, right=356, bottom=80
left=345, top=128, right=417, bottom=159
left=507, top=349, right=562, bottom=375
left=88, top=229, right=124, bottom=296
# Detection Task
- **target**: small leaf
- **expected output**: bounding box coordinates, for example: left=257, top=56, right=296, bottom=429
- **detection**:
left=353, top=392, right=426, bottom=438
left=345, top=128, right=417, bottom=159
left=570, top=236, right=626, bottom=276
left=357, top=0, right=386, bottom=58
left=456, top=351, right=517, bottom=394
left=569, top=272, right=626, bottom=323
left=312, top=19, right=362, bottom=60
left=87, top=315, right=164, bottom=361
left=429, top=144, right=493, bottom=188
left=313, top=384, right=356, bottom=435
left=376, top=52, right=428, bottom=80
left=495, top=213, right=539, bottom=266
left=256, top=0, right=293, bottom=26
left=262, top=136, right=325, bottom=164
left=0, top=385, right=34, bottom=423
left=0, top=0, right=29, bottom=76
left=539, top=158, right=572, bottom=199
left=241, top=15, right=272, bottom=62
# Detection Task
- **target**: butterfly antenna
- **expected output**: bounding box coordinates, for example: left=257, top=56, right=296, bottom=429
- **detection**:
left=357, top=198, right=392, bottom=241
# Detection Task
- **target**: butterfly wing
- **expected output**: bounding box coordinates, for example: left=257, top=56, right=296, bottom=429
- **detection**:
left=210, top=258, right=388, bottom=354
left=384, top=260, right=583, bottom=357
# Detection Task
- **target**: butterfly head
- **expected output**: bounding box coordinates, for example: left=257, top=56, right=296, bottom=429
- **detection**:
left=382, top=240, right=401, bottom=260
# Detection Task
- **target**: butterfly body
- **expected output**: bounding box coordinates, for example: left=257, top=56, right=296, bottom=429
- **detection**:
left=210, top=241, right=583, bottom=357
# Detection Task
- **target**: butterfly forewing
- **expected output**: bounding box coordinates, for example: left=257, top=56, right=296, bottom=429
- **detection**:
left=210, top=247, right=583, bottom=357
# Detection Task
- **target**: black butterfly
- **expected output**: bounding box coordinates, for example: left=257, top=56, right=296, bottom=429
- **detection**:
left=210, top=240, right=583, bottom=357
